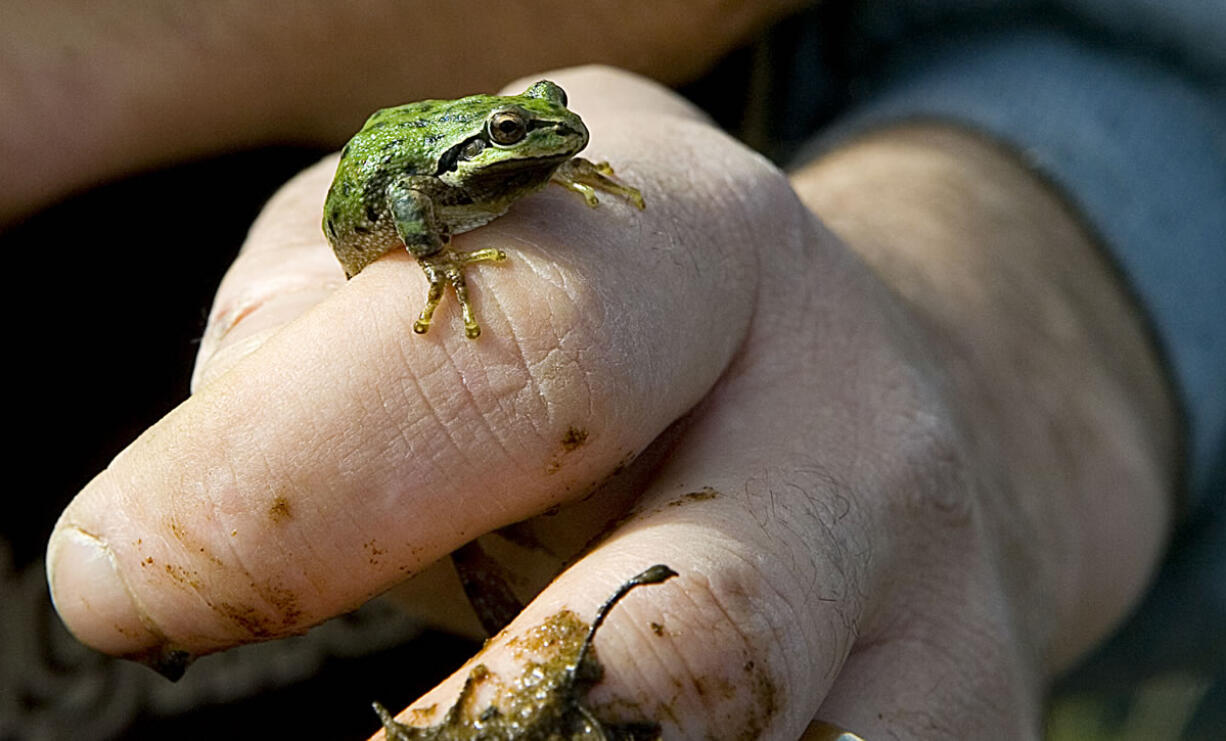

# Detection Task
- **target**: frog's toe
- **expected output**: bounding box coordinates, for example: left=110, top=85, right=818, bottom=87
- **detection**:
left=457, top=247, right=507, bottom=265
left=413, top=270, right=446, bottom=335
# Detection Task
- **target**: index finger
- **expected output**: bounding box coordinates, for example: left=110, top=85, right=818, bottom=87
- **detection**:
left=45, top=66, right=788, bottom=669
left=190, top=65, right=710, bottom=389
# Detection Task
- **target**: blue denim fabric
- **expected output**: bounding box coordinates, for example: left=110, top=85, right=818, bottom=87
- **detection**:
left=794, top=6, right=1225, bottom=675
left=824, top=27, right=1225, bottom=509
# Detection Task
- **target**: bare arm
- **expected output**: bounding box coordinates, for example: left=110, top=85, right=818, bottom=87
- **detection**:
left=0, top=0, right=802, bottom=222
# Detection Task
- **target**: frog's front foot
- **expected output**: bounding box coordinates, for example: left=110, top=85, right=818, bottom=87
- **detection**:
left=551, top=157, right=646, bottom=210
left=413, top=248, right=507, bottom=339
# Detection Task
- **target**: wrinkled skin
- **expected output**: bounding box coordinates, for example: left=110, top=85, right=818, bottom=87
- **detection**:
left=46, top=67, right=1175, bottom=740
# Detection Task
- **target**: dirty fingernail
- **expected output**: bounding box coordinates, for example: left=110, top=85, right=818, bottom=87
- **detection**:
left=128, top=646, right=195, bottom=681
left=807, top=721, right=868, bottom=741
left=46, top=527, right=165, bottom=659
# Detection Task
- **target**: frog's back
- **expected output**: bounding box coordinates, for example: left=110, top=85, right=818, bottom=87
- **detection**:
left=323, top=98, right=488, bottom=277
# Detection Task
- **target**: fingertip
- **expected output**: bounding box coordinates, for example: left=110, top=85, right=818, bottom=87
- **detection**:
left=46, top=524, right=164, bottom=658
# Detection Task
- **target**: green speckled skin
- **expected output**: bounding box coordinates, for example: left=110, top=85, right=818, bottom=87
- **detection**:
left=323, top=80, right=644, bottom=339
left=372, top=565, right=677, bottom=739
left=324, top=80, right=587, bottom=277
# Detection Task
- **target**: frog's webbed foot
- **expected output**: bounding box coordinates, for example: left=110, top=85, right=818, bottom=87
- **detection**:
left=413, top=248, right=507, bottom=339
left=551, top=157, right=646, bottom=210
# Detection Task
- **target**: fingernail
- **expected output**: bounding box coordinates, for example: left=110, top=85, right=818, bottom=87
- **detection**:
left=807, top=720, right=868, bottom=741
left=46, top=527, right=166, bottom=659
left=127, top=645, right=195, bottom=682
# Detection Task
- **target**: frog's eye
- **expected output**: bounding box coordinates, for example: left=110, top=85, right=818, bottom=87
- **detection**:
left=488, top=110, right=527, bottom=146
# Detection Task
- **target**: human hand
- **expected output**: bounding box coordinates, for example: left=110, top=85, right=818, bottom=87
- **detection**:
left=46, top=66, right=1174, bottom=739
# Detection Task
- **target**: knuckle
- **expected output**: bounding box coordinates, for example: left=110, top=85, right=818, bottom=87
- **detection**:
left=613, top=559, right=807, bottom=740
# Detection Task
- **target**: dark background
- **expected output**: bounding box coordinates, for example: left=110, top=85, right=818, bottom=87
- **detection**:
left=0, top=44, right=769, bottom=739
left=5, top=13, right=1219, bottom=735
left=2, top=145, right=478, bottom=740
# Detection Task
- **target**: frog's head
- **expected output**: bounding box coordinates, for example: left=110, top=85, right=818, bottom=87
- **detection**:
left=445, top=81, right=589, bottom=182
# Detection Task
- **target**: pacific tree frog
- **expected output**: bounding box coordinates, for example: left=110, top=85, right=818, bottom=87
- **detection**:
left=323, top=80, right=645, bottom=339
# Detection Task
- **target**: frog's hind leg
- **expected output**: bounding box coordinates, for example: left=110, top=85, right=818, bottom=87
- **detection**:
left=551, top=157, right=646, bottom=210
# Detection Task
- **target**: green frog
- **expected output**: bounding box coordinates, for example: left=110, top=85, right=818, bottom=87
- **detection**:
left=323, top=80, right=645, bottom=339
left=373, top=564, right=678, bottom=740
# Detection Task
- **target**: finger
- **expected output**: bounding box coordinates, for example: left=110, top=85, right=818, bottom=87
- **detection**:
left=191, top=65, right=710, bottom=390
left=374, top=519, right=830, bottom=741
left=45, top=67, right=789, bottom=667
left=372, top=205, right=978, bottom=740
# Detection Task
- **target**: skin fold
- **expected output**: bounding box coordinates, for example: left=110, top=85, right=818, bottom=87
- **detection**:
left=44, top=66, right=1175, bottom=740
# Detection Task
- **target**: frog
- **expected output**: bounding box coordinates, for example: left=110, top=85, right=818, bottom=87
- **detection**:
left=372, top=564, right=678, bottom=740
left=323, top=80, right=645, bottom=339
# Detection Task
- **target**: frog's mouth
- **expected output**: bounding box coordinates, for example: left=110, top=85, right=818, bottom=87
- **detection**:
left=477, top=152, right=573, bottom=170
left=436, top=122, right=585, bottom=176
left=438, top=144, right=572, bottom=179
left=458, top=155, right=572, bottom=196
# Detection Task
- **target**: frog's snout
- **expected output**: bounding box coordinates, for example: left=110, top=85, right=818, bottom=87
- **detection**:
left=554, top=118, right=589, bottom=154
